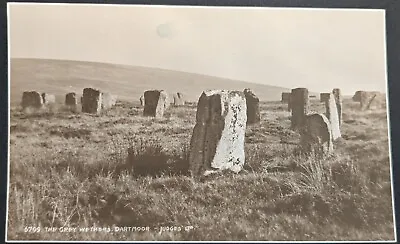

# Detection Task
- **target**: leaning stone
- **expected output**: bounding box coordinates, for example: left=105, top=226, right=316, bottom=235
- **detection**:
left=300, top=113, right=333, bottom=156
left=325, top=93, right=341, bottom=140
left=143, top=90, right=167, bottom=118
left=291, top=88, right=309, bottom=130
left=189, top=90, right=247, bottom=176
left=332, top=88, right=342, bottom=126
left=243, top=88, right=260, bottom=124
left=21, top=91, right=43, bottom=109
left=173, top=92, right=185, bottom=106
left=82, top=88, right=102, bottom=114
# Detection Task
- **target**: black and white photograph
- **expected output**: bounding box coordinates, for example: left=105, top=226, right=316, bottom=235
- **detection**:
left=6, top=3, right=396, bottom=242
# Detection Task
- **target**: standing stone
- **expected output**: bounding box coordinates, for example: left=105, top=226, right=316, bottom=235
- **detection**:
left=281, top=92, right=291, bottom=103
left=21, top=91, right=43, bottom=109
left=291, top=88, right=309, bottom=130
left=320, top=93, right=331, bottom=103
left=332, top=88, right=342, bottom=126
left=352, top=91, right=362, bottom=102
left=164, top=92, right=171, bottom=110
left=65, top=92, right=78, bottom=107
left=41, top=93, right=56, bottom=105
left=287, top=93, right=292, bottom=112
left=143, top=90, right=167, bottom=118
left=65, top=92, right=77, bottom=111
left=82, top=88, right=102, bottom=114
left=359, top=91, right=385, bottom=110
left=324, top=93, right=341, bottom=140
left=101, top=92, right=117, bottom=110
left=65, top=92, right=77, bottom=105
left=243, top=88, right=260, bottom=124
left=300, top=113, right=333, bottom=156
left=140, top=95, right=145, bottom=106
left=189, top=90, right=247, bottom=176
left=173, top=92, right=185, bottom=106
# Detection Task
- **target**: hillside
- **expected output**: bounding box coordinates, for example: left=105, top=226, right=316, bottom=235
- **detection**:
left=10, top=58, right=293, bottom=105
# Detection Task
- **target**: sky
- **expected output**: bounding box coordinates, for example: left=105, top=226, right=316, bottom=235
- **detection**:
left=8, top=3, right=387, bottom=95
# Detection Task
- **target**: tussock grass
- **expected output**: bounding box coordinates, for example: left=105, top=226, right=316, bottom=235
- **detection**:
left=7, top=100, right=394, bottom=241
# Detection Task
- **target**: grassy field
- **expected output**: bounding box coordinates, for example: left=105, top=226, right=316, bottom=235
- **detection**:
left=7, top=97, right=394, bottom=241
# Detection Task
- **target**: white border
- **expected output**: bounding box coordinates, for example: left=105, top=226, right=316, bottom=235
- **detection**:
left=5, top=2, right=396, bottom=243
left=7, top=1, right=385, bottom=12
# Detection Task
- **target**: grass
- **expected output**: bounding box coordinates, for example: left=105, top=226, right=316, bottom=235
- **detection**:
left=7, top=98, right=395, bottom=241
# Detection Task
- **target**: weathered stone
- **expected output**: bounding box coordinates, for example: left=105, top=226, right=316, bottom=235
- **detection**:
left=140, top=95, right=145, bottom=106
left=324, top=93, right=341, bottom=140
left=300, top=113, right=333, bottom=156
left=332, top=88, right=342, bottom=126
left=243, top=88, right=260, bottom=124
left=41, top=93, right=56, bottom=104
left=65, top=92, right=77, bottom=106
left=287, top=93, right=292, bottom=112
left=21, top=91, right=43, bottom=109
left=189, top=90, right=247, bottom=176
left=281, top=92, right=291, bottom=103
left=352, top=91, right=362, bottom=102
left=359, top=91, right=385, bottom=110
left=143, top=90, right=167, bottom=118
left=173, top=92, right=185, bottom=106
left=101, top=92, right=117, bottom=110
left=291, top=88, right=309, bottom=130
left=320, top=93, right=331, bottom=103
left=82, top=88, right=102, bottom=114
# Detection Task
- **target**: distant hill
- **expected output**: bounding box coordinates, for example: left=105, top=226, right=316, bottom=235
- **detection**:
left=10, top=58, right=295, bottom=105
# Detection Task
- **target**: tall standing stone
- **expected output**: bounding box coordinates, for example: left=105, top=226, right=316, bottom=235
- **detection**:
left=243, top=88, right=260, bottom=124
left=189, top=90, right=247, bottom=176
left=143, top=90, right=167, bottom=118
left=82, top=88, right=102, bottom=114
left=291, top=88, right=309, bottom=130
left=21, top=91, right=43, bottom=109
left=300, top=113, right=333, bottom=156
left=332, top=88, right=342, bottom=126
left=320, top=93, right=331, bottom=103
left=325, top=93, right=341, bottom=140
left=173, top=92, right=185, bottom=106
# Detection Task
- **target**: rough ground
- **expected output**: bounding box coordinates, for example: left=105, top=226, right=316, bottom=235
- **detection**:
left=7, top=98, right=394, bottom=241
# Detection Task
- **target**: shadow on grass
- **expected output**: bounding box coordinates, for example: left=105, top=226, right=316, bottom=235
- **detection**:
left=122, top=137, right=190, bottom=177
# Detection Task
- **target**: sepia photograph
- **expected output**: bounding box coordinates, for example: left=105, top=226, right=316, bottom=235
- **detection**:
left=6, top=2, right=396, bottom=242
